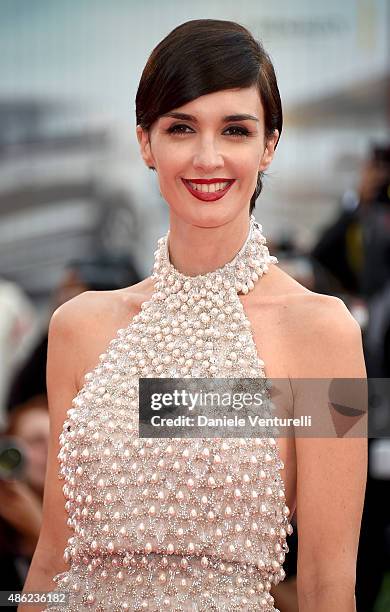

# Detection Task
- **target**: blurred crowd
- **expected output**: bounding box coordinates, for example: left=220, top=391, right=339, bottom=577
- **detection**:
left=0, top=143, right=389, bottom=611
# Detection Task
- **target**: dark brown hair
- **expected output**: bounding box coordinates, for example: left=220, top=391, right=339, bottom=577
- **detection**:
left=136, top=19, right=282, bottom=215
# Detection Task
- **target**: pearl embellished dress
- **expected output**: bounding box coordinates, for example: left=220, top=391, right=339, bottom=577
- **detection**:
left=44, top=216, right=293, bottom=612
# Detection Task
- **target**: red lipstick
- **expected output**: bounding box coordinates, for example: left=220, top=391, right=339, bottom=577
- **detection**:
left=182, top=178, right=235, bottom=202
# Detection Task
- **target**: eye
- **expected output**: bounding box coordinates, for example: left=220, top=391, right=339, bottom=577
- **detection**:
left=224, top=125, right=250, bottom=138
left=165, top=123, right=252, bottom=138
left=166, top=124, right=194, bottom=135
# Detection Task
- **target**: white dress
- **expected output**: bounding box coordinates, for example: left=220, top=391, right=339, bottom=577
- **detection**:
left=44, top=215, right=293, bottom=611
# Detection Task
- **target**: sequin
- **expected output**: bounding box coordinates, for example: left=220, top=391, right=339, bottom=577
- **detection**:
left=44, top=216, right=292, bottom=611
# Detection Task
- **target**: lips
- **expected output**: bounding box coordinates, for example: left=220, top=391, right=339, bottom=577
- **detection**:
left=182, top=178, right=236, bottom=202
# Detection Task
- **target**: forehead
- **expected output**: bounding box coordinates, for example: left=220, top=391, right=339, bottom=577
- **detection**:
left=160, top=86, right=264, bottom=121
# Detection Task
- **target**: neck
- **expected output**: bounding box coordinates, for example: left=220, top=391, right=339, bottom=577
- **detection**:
left=167, top=210, right=251, bottom=277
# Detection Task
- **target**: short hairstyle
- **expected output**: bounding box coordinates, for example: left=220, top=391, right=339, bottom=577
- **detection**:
left=136, top=19, right=282, bottom=215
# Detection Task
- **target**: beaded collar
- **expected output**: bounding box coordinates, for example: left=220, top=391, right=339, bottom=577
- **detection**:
left=151, top=214, right=278, bottom=295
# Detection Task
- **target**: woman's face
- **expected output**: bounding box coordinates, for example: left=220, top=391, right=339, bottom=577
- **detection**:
left=137, top=85, right=279, bottom=228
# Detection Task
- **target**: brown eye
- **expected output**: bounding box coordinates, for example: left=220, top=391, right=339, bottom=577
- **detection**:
left=166, top=124, right=194, bottom=135
left=224, top=126, right=250, bottom=137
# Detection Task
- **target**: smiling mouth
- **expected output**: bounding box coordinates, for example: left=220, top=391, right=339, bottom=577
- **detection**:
left=183, top=179, right=235, bottom=193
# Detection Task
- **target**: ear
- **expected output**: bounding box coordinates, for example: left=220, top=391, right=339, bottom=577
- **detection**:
left=259, top=129, right=279, bottom=172
left=136, top=125, right=155, bottom=169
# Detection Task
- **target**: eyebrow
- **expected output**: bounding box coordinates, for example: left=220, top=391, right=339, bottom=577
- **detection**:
left=160, top=112, right=259, bottom=123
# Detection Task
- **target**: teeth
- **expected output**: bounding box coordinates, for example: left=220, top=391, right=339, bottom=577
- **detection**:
left=187, top=181, right=230, bottom=193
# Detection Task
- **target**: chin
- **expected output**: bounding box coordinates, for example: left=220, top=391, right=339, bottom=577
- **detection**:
left=180, top=206, right=238, bottom=229
left=172, top=202, right=249, bottom=228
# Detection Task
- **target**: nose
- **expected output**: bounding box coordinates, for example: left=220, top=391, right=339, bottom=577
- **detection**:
left=192, top=137, right=224, bottom=172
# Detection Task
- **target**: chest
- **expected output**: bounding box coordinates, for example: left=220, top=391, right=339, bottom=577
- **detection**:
left=77, top=289, right=298, bottom=515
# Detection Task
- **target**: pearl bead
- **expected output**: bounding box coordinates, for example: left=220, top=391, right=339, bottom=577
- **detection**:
left=159, top=572, right=166, bottom=583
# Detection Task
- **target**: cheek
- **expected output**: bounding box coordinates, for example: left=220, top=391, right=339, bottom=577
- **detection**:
left=235, top=153, right=261, bottom=185
left=156, top=164, right=182, bottom=191
left=153, top=143, right=187, bottom=177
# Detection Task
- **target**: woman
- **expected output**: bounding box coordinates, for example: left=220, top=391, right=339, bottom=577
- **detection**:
left=22, top=19, right=367, bottom=612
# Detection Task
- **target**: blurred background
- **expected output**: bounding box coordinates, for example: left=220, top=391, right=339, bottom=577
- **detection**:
left=0, top=1, right=389, bottom=610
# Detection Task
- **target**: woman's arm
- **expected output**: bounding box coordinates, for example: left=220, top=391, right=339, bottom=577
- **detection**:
left=18, top=295, right=88, bottom=611
left=290, top=296, right=367, bottom=612
left=18, top=288, right=137, bottom=611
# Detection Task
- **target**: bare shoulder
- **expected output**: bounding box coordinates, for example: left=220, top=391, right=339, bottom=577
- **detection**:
left=260, top=264, right=365, bottom=377
left=284, top=291, right=364, bottom=378
left=50, top=276, right=155, bottom=390
left=315, top=293, right=360, bottom=331
left=52, top=276, right=154, bottom=325
left=286, top=290, right=360, bottom=336
left=264, top=263, right=359, bottom=327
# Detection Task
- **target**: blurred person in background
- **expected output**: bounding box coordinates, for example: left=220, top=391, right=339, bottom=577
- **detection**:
left=311, top=145, right=390, bottom=611
left=357, top=146, right=390, bottom=612
left=310, top=144, right=390, bottom=302
left=0, top=280, right=38, bottom=428
left=0, top=395, right=49, bottom=597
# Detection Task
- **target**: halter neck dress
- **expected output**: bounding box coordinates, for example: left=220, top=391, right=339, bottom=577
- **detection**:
left=44, top=215, right=293, bottom=612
